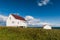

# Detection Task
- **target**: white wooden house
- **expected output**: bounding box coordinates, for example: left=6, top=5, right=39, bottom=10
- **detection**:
left=6, top=14, right=27, bottom=28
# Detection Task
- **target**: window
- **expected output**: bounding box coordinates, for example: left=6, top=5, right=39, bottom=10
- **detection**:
left=18, top=22, right=19, bottom=24
left=12, top=21, right=14, bottom=23
left=10, top=17, right=11, bottom=20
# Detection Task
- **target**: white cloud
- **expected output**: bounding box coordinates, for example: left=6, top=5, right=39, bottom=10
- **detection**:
left=0, top=15, right=8, bottom=26
left=40, top=22, right=50, bottom=25
left=25, top=15, right=58, bottom=27
left=25, top=16, right=51, bottom=27
left=0, top=15, right=8, bottom=21
left=25, top=16, right=41, bottom=26
left=25, top=16, right=34, bottom=21
left=38, top=0, right=50, bottom=6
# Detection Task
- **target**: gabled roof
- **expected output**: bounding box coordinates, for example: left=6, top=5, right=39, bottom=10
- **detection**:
left=11, top=14, right=26, bottom=21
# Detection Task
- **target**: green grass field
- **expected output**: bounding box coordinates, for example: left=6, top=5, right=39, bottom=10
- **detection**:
left=0, top=27, right=60, bottom=40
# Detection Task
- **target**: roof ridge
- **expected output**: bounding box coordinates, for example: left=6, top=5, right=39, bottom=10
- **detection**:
left=11, top=14, right=26, bottom=21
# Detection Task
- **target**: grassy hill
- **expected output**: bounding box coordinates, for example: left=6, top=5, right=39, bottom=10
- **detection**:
left=0, top=27, right=60, bottom=40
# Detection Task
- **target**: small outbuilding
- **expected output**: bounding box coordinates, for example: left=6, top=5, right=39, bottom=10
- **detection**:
left=43, top=24, right=52, bottom=29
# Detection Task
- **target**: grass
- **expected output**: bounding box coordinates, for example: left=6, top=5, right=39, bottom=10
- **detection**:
left=0, top=27, right=59, bottom=40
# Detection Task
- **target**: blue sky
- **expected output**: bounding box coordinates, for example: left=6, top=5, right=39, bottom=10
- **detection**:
left=0, top=0, right=60, bottom=26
